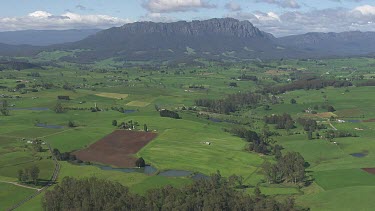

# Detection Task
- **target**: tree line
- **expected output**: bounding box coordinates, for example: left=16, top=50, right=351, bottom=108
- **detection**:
left=264, top=113, right=295, bottom=130
left=195, top=92, right=263, bottom=114
left=18, top=165, right=40, bottom=185
left=42, top=174, right=306, bottom=211
left=261, top=78, right=352, bottom=95
left=227, top=126, right=279, bottom=155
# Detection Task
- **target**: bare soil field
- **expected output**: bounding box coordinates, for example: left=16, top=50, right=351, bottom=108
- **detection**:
left=363, top=118, right=375, bottom=123
left=74, top=130, right=157, bottom=167
left=362, top=168, right=375, bottom=175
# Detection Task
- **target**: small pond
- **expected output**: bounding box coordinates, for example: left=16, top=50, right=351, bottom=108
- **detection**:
left=191, top=173, right=210, bottom=181
left=36, top=123, right=64, bottom=129
left=347, top=120, right=361, bottom=123
left=80, top=163, right=209, bottom=180
left=124, top=110, right=137, bottom=114
left=158, top=170, right=209, bottom=180
left=83, top=163, right=157, bottom=175
left=350, top=153, right=367, bottom=158
left=158, top=170, right=193, bottom=177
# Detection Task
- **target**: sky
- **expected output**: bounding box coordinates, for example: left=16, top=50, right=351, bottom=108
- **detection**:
left=0, top=0, right=375, bottom=36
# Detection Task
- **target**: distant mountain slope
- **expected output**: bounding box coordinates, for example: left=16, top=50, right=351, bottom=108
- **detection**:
left=1, top=19, right=375, bottom=62
left=57, top=18, right=298, bottom=63
left=0, top=43, right=41, bottom=57
left=278, top=31, right=375, bottom=56
left=0, top=29, right=100, bottom=46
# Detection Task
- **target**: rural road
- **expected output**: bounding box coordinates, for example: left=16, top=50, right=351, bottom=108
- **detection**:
left=6, top=143, right=60, bottom=211
left=328, top=121, right=338, bottom=131
left=0, top=181, right=42, bottom=191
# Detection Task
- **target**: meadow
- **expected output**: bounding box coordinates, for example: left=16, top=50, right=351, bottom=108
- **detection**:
left=0, top=56, right=375, bottom=210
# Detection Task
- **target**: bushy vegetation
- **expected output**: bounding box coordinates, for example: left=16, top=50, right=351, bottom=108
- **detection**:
left=42, top=175, right=303, bottom=211
left=262, top=78, right=352, bottom=94
left=263, top=152, right=306, bottom=184
left=160, top=109, right=181, bottom=119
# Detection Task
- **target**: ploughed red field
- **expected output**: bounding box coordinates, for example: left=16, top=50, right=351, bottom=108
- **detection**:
left=362, top=168, right=375, bottom=175
left=74, top=130, right=157, bottom=168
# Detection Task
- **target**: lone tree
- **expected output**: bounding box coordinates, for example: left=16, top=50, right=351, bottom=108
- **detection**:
left=290, top=98, right=297, bottom=104
left=135, top=157, right=146, bottom=168
left=54, top=102, right=65, bottom=113
left=68, top=120, right=76, bottom=128
left=29, top=165, right=40, bottom=185
left=18, top=169, right=24, bottom=182
left=0, top=100, right=9, bottom=116
left=327, top=105, right=336, bottom=112
left=144, top=124, right=148, bottom=132
left=112, top=120, right=117, bottom=126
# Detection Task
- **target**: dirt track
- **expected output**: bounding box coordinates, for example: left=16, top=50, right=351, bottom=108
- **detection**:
left=74, top=130, right=157, bottom=168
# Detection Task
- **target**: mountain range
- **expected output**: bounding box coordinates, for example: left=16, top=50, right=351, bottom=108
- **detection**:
left=0, top=29, right=100, bottom=46
left=1, top=18, right=375, bottom=63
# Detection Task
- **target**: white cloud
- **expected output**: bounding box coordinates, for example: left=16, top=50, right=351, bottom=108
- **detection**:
left=229, top=5, right=375, bottom=36
left=225, top=1, right=242, bottom=12
left=142, top=0, right=216, bottom=13
left=354, top=5, right=375, bottom=16
left=140, top=13, right=177, bottom=22
left=28, top=11, right=53, bottom=18
left=255, top=0, right=300, bottom=9
left=0, top=11, right=132, bottom=31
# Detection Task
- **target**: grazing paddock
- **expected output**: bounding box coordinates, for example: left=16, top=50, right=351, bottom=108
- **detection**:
left=126, top=101, right=150, bottom=107
left=314, top=112, right=337, bottom=118
left=95, top=92, right=129, bottom=99
left=265, top=70, right=289, bottom=76
left=74, top=130, right=157, bottom=167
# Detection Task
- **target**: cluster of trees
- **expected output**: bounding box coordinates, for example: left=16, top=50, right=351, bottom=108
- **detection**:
left=68, top=120, right=77, bottom=128
left=111, top=106, right=126, bottom=113
left=52, top=149, right=81, bottom=163
left=18, top=165, right=40, bottom=185
left=54, top=102, right=65, bottom=113
left=26, top=72, right=41, bottom=77
left=358, top=80, right=375, bottom=86
left=0, top=100, right=9, bottom=116
left=238, top=74, right=258, bottom=81
left=195, top=92, right=262, bottom=114
left=62, top=84, right=75, bottom=91
left=117, top=120, right=139, bottom=129
left=263, top=152, right=306, bottom=184
left=160, top=109, right=181, bottom=119
left=324, top=130, right=357, bottom=140
left=43, top=174, right=304, bottom=211
left=262, top=78, right=353, bottom=94
left=297, top=118, right=318, bottom=132
left=228, top=82, right=237, bottom=87
left=264, top=113, right=295, bottom=130
left=15, top=83, right=26, bottom=90
left=228, top=126, right=278, bottom=155
left=188, top=85, right=206, bottom=89
left=57, top=96, right=70, bottom=100
left=31, top=139, right=43, bottom=152
left=135, top=157, right=146, bottom=167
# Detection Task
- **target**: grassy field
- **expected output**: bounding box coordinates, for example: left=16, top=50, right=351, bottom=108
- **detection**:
left=1, top=57, right=375, bottom=210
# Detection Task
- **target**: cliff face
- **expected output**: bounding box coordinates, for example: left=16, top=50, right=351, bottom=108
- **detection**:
left=119, top=18, right=274, bottom=39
